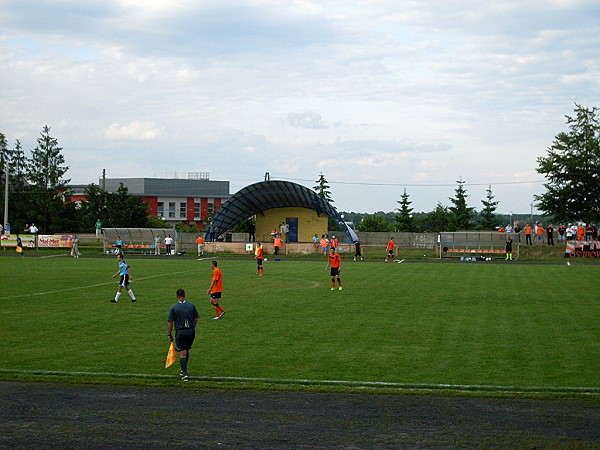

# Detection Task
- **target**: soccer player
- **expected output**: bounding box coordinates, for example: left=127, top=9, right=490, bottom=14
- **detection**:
left=207, top=260, right=226, bottom=319
left=111, top=253, right=137, bottom=302
left=196, top=234, right=205, bottom=257
left=167, top=288, right=199, bottom=381
left=255, top=242, right=265, bottom=276
left=354, top=239, right=363, bottom=261
left=385, top=237, right=395, bottom=261
left=326, top=247, right=343, bottom=291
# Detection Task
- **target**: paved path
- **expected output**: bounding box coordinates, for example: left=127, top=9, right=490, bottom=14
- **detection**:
left=1, top=381, right=599, bottom=448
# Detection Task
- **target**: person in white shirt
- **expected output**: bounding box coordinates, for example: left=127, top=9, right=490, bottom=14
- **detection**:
left=29, top=223, right=38, bottom=234
left=165, top=235, right=174, bottom=255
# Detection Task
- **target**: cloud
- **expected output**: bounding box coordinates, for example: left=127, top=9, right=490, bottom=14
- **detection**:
left=105, top=121, right=162, bottom=140
left=287, top=112, right=328, bottom=129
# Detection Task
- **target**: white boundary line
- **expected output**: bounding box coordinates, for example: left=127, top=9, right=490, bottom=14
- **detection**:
left=0, top=269, right=199, bottom=300
left=1, top=369, right=598, bottom=396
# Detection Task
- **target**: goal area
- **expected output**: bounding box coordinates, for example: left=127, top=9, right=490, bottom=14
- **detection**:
left=101, top=228, right=177, bottom=254
left=439, top=232, right=518, bottom=260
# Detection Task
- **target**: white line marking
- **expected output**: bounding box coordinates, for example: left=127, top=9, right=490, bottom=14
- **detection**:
left=1, top=369, right=598, bottom=395
left=0, top=269, right=199, bottom=300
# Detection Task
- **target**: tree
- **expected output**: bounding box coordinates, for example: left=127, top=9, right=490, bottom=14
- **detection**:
left=479, top=185, right=500, bottom=230
left=357, top=214, right=393, bottom=232
left=105, top=183, right=149, bottom=228
left=313, top=172, right=334, bottom=203
left=395, top=189, right=415, bottom=232
left=448, top=179, right=474, bottom=231
left=535, top=104, right=600, bottom=222
left=421, top=202, right=451, bottom=232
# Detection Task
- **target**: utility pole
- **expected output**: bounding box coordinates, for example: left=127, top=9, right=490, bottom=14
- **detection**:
left=3, top=162, right=8, bottom=229
left=101, top=169, right=106, bottom=191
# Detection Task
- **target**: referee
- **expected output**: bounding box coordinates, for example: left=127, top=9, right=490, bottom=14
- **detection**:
left=167, top=289, right=199, bottom=381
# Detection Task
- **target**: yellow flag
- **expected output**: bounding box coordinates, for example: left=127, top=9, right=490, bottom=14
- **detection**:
left=165, top=341, right=176, bottom=368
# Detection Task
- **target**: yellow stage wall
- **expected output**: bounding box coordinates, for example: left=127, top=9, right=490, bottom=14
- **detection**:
left=255, top=207, right=328, bottom=243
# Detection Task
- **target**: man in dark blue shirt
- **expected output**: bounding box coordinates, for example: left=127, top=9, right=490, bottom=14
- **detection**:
left=167, top=289, right=199, bottom=381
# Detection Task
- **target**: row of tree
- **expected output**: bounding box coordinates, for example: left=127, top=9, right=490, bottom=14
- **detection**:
left=2, top=104, right=598, bottom=234
left=0, top=126, right=156, bottom=234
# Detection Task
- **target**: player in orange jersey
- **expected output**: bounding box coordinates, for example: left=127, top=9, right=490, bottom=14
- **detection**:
left=255, top=242, right=265, bottom=276
left=385, top=237, right=395, bottom=261
left=207, top=260, right=226, bottom=319
left=325, top=247, right=343, bottom=291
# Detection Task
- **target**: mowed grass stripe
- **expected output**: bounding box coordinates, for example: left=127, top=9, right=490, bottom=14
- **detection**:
left=0, top=257, right=598, bottom=394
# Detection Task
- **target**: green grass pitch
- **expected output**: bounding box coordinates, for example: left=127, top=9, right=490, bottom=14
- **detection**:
left=0, top=255, right=599, bottom=396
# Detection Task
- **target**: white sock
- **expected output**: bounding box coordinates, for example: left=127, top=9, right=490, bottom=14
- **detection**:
left=115, top=292, right=122, bottom=301
left=128, top=290, right=136, bottom=300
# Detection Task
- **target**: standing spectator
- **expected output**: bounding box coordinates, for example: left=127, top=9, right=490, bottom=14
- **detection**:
left=558, top=224, right=566, bottom=242
left=326, top=247, right=343, bottom=291
left=319, top=235, right=329, bottom=255
left=248, top=221, right=255, bottom=242
left=23, top=224, right=29, bottom=233
left=95, top=219, right=103, bottom=240
left=167, top=288, right=199, bottom=382
left=29, top=223, right=38, bottom=234
left=385, top=237, right=395, bottom=261
left=255, top=242, right=265, bottom=276
left=524, top=224, right=533, bottom=245
left=165, top=234, right=173, bottom=255
left=273, top=236, right=282, bottom=255
left=505, top=236, right=513, bottom=261
left=505, top=224, right=513, bottom=233
left=207, top=260, right=226, bottom=319
left=312, top=234, right=320, bottom=251
left=111, top=254, right=137, bottom=303
left=154, top=234, right=161, bottom=255
left=547, top=224, right=554, bottom=246
left=71, top=234, right=80, bottom=258
left=4, top=222, right=10, bottom=235
left=280, top=222, right=289, bottom=242
left=536, top=224, right=545, bottom=244
left=585, top=223, right=594, bottom=241
left=354, top=239, right=363, bottom=261
left=577, top=224, right=585, bottom=241
left=514, top=223, right=521, bottom=234
left=196, top=234, right=205, bottom=257
left=570, top=224, right=579, bottom=241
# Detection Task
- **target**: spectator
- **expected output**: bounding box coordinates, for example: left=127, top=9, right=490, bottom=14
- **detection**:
left=524, top=224, right=533, bottom=245
left=547, top=224, right=554, bottom=246
left=558, top=224, right=566, bottom=242
left=29, top=223, right=38, bottom=234
left=536, top=224, right=545, bottom=244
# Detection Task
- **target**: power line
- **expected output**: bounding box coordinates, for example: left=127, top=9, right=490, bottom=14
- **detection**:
left=273, top=177, right=546, bottom=188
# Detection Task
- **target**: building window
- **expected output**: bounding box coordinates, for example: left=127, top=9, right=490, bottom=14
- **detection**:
left=208, top=199, right=215, bottom=216
left=180, top=202, right=186, bottom=218
left=168, top=202, right=176, bottom=218
left=194, top=202, right=200, bottom=219
left=157, top=202, right=164, bottom=218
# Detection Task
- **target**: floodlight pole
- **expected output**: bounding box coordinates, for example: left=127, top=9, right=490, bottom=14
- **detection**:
left=3, top=162, right=8, bottom=229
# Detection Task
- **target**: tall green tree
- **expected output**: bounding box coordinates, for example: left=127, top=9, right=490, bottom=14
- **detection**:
left=421, top=202, right=451, bottom=232
left=448, top=179, right=474, bottom=231
left=395, top=189, right=415, bottom=232
left=313, top=172, right=334, bottom=203
left=535, top=104, right=600, bottom=222
left=105, top=183, right=150, bottom=228
left=357, top=214, right=393, bottom=232
left=479, top=185, right=500, bottom=230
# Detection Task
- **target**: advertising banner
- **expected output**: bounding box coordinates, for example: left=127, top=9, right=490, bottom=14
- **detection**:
left=37, top=234, right=75, bottom=248
left=0, top=235, right=37, bottom=248
left=565, top=240, right=600, bottom=258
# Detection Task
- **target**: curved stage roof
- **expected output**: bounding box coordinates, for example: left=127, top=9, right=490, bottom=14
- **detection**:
left=205, top=180, right=358, bottom=243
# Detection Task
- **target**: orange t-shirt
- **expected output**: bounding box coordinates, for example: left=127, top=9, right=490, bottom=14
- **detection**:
left=537, top=226, right=545, bottom=235
left=274, top=237, right=282, bottom=247
left=319, top=238, right=328, bottom=247
left=330, top=238, right=338, bottom=248
left=387, top=240, right=395, bottom=251
left=196, top=236, right=205, bottom=245
left=525, top=226, right=532, bottom=235
left=328, top=253, right=341, bottom=268
left=211, top=268, right=223, bottom=293
left=255, top=246, right=264, bottom=259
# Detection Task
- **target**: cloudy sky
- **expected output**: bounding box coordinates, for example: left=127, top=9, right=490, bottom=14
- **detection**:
left=1, top=0, right=599, bottom=214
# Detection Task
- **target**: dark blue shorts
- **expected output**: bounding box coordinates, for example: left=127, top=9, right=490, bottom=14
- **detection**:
left=175, top=328, right=195, bottom=352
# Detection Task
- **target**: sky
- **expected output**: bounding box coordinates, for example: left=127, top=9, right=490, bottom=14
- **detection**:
left=1, top=0, right=599, bottom=215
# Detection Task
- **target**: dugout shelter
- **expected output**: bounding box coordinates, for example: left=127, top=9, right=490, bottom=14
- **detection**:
left=205, top=180, right=358, bottom=243
left=439, top=231, right=518, bottom=260
left=102, top=228, right=177, bottom=254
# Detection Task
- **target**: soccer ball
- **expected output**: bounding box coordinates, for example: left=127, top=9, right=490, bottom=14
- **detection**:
left=264, top=258, right=268, bottom=261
